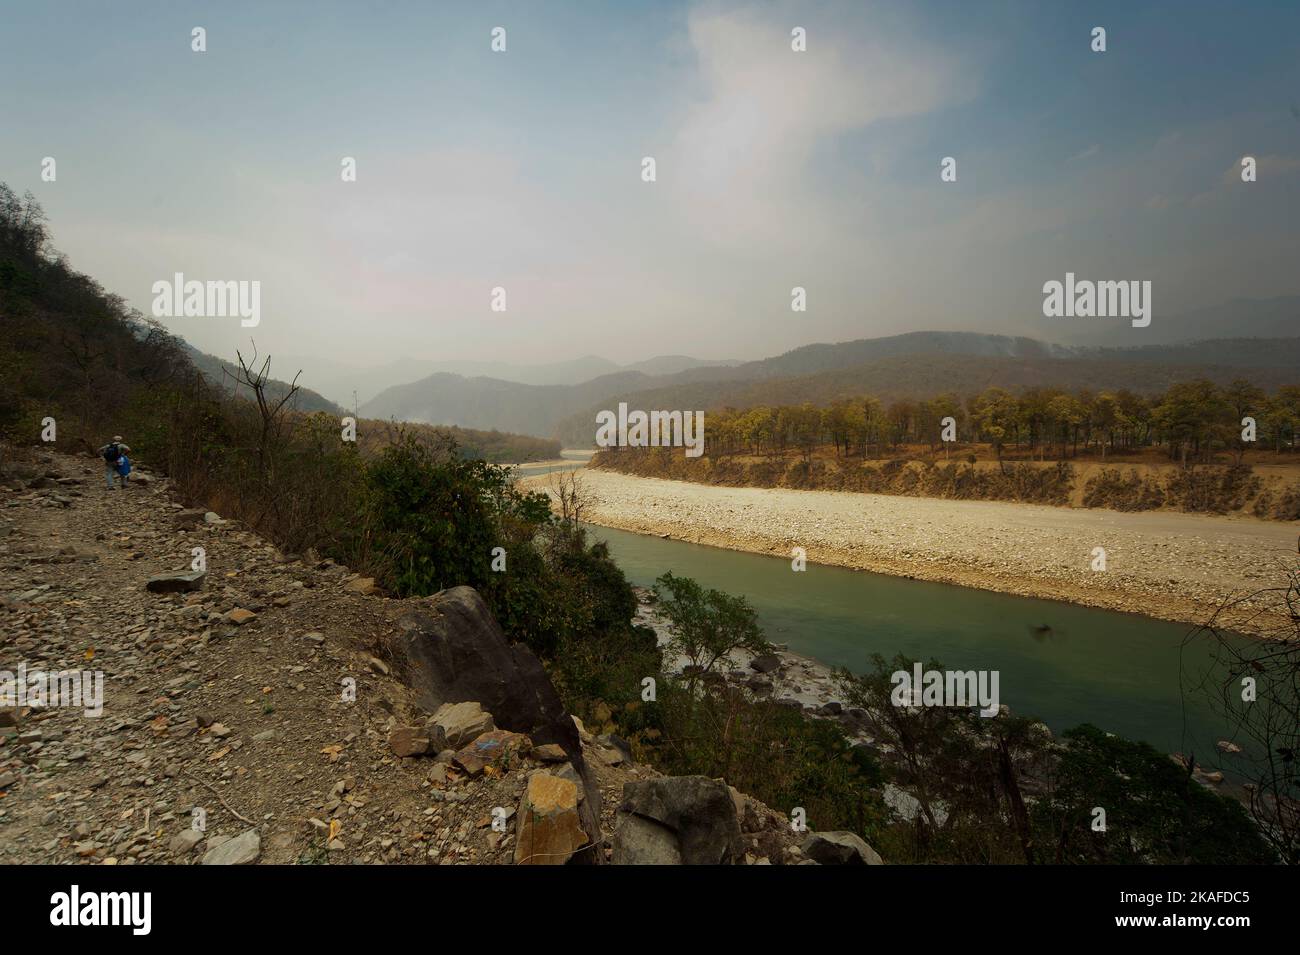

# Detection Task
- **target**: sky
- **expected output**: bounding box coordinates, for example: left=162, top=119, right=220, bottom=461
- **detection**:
left=2, top=0, right=1298, bottom=373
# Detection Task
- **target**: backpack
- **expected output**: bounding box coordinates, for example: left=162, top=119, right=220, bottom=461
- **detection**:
left=116, top=455, right=131, bottom=477
left=103, top=443, right=120, bottom=463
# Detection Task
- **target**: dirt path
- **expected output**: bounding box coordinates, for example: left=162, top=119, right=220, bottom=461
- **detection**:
left=0, top=451, right=655, bottom=864
left=522, top=469, right=1300, bottom=635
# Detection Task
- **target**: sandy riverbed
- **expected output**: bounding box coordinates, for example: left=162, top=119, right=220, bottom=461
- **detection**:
left=520, top=469, right=1300, bottom=636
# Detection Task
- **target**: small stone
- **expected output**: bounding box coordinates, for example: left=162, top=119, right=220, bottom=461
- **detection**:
left=531, top=743, right=567, bottom=763
left=169, top=829, right=204, bottom=853
left=145, top=570, right=206, bottom=594
left=201, top=828, right=260, bottom=865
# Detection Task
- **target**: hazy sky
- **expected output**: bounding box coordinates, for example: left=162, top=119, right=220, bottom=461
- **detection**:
left=2, top=0, right=1298, bottom=372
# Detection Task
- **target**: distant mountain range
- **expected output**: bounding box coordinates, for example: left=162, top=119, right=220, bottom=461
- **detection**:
left=280, top=353, right=741, bottom=407
left=1046, top=295, right=1299, bottom=346
left=359, top=331, right=1299, bottom=448
left=198, top=296, right=1296, bottom=447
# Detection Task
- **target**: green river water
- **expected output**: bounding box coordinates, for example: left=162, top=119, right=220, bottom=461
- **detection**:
left=584, top=522, right=1247, bottom=765
left=511, top=458, right=1249, bottom=765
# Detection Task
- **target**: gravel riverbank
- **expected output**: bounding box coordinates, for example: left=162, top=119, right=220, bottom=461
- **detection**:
left=521, top=469, right=1299, bottom=636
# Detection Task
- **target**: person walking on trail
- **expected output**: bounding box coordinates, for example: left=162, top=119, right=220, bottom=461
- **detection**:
left=99, top=435, right=131, bottom=490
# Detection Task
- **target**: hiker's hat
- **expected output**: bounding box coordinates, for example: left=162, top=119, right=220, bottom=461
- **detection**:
left=113, top=435, right=123, bottom=441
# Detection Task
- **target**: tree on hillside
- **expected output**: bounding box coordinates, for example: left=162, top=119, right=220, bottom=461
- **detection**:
left=973, top=387, right=1018, bottom=473
left=1264, top=387, right=1300, bottom=454
left=652, top=572, right=770, bottom=687
left=1224, top=378, right=1266, bottom=465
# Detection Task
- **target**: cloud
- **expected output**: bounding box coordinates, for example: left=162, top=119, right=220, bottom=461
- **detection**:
left=661, top=3, right=971, bottom=248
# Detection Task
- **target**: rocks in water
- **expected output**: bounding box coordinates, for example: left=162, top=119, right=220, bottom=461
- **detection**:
left=613, top=776, right=742, bottom=865
left=426, top=701, right=495, bottom=752
left=513, top=772, right=587, bottom=865
left=201, top=828, right=261, bottom=865
left=801, top=831, right=883, bottom=865
left=1216, top=740, right=1242, bottom=755
left=145, top=570, right=206, bottom=594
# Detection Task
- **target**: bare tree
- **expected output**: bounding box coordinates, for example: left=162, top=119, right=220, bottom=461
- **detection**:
left=1183, top=566, right=1300, bottom=864
left=233, top=341, right=302, bottom=494
left=549, top=467, right=587, bottom=527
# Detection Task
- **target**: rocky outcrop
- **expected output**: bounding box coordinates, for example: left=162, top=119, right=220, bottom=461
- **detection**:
left=393, top=586, right=602, bottom=862
left=613, top=776, right=742, bottom=865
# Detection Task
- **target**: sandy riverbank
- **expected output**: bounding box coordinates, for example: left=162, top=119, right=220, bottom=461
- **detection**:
left=520, top=469, right=1300, bottom=636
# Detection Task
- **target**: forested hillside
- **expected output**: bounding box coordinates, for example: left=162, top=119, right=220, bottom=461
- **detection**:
left=0, top=184, right=553, bottom=464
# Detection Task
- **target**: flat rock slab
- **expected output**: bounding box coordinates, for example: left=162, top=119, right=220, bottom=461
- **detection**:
left=145, top=570, right=206, bottom=594
left=171, top=509, right=209, bottom=529
left=201, top=829, right=261, bottom=865
left=426, top=701, right=495, bottom=752
left=452, top=729, right=530, bottom=776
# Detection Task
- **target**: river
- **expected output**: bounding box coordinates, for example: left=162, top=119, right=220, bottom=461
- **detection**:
left=582, top=522, right=1250, bottom=771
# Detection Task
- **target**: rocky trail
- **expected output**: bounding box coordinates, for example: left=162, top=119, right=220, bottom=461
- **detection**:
left=0, top=449, right=839, bottom=865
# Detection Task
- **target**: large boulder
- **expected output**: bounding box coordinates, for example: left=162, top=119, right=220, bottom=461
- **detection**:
left=393, top=586, right=601, bottom=862
left=613, top=776, right=742, bottom=865
left=801, top=831, right=883, bottom=865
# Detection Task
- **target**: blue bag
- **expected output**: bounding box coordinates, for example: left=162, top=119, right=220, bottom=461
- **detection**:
left=116, top=455, right=131, bottom=477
